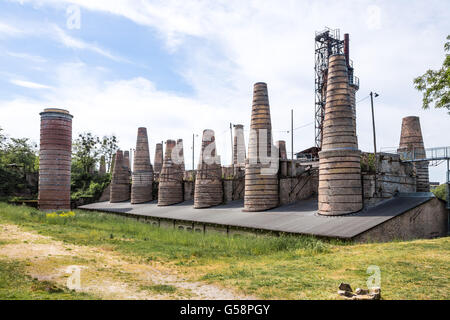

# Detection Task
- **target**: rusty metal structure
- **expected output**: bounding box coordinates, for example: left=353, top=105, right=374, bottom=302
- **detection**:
left=318, top=54, right=363, bottom=215
left=110, top=150, right=130, bottom=202
left=38, top=108, right=73, bottom=211
left=233, top=124, right=246, bottom=166
left=397, top=116, right=430, bottom=192
left=194, top=129, right=223, bottom=208
left=131, top=127, right=154, bottom=204
left=244, top=82, right=279, bottom=212
left=158, top=140, right=184, bottom=206
left=315, top=28, right=359, bottom=150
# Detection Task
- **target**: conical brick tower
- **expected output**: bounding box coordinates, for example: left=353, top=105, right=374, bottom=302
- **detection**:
left=275, top=140, right=287, bottom=160
left=131, top=127, right=154, bottom=204
left=110, top=150, right=130, bottom=202
left=244, top=82, right=279, bottom=212
left=348, top=86, right=358, bottom=145
left=110, top=154, right=116, bottom=174
left=158, top=140, right=184, bottom=206
left=175, top=139, right=185, bottom=174
left=318, top=54, right=362, bottom=215
left=398, top=116, right=429, bottom=192
left=124, top=150, right=131, bottom=177
left=194, top=129, right=223, bottom=208
left=99, top=155, right=106, bottom=175
left=153, top=143, right=163, bottom=175
left=233, top=124, right=246, bottom=166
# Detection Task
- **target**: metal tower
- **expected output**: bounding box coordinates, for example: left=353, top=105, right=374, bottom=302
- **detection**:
left=314, top=27, right=359, bottom=149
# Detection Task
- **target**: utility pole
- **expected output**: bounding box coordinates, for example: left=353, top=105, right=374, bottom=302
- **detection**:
left=370, top=92, right=379, bottom=193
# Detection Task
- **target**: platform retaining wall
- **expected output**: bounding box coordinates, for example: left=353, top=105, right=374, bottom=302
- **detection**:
left=354, top=197, right=447, bottom=242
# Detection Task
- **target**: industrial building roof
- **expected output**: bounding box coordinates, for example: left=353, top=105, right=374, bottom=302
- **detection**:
left=79, top=193, right=434, bottom=239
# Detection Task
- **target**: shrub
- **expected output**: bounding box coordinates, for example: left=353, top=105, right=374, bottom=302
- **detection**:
left=432, top=184, right=448, bottom=202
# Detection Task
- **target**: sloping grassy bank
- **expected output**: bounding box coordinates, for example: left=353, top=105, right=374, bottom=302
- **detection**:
left=0, top=202, right=448, bottom=299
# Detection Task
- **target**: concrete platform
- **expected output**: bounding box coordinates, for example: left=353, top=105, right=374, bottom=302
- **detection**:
left=79, top=193, right=442, bottom=240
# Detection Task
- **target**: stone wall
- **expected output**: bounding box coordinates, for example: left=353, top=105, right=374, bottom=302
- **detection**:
left=279, top=159, right=317, bottom=177
left=279, top=168, right=318, bottom=205
left=354, top=197, right=448, bottom=242
left=362, top=153, right=416, bottom=207
left=184, top=180, right=195, bottom=201
left=223, top=180, right=232, bottom=203
left=223, top=175, right=245, bottom=203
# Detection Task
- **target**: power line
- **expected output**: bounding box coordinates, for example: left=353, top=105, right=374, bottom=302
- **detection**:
left=293, top=121, right=314, bottom=131
left=356, top=95, right=370, bottom=104
left=273, top=121, right=314, bottom=133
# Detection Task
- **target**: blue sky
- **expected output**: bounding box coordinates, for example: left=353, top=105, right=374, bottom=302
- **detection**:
left=0, top=0, right=449, bottom=182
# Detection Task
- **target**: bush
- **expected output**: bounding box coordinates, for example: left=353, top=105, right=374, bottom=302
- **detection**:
left=0, top=131, right=38, bottom=197
left=432, top=184, right=448, bottom=202
left=71, top=170, right=111, bottom=202
left=361, top=153, right=376, bottom=173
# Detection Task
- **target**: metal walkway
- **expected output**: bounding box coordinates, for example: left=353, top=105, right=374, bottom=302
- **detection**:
left=397, top=146, right=450, bottom=163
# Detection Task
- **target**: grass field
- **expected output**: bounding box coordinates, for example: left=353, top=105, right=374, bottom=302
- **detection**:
left=0, top=259, right=97, bottom=300
left=0, top=202, right=449, bottom=299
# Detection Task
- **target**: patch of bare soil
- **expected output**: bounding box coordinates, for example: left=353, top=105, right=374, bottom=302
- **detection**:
left=0, top=224, right=254, bottom=300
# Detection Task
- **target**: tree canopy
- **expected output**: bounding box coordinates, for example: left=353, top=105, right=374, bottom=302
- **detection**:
left=0, top=127, right=38, bottom=197
left=71, top=132, right=117, bottom=202
left=414, top=35, right=450, bottom=113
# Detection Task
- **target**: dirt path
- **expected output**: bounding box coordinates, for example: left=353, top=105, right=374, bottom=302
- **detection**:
left=0, top=223, right=254, bottom=300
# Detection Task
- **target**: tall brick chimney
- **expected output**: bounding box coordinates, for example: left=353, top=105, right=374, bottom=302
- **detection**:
left=131, top=127, right=154, bottom=204
left=398, top=116, right=429, bottom=192
left=244, top=82, right=279, bottom=212
left=318, top=54, right=363, bottom=215
left=194, top=129, right=223, bottom=208
left=38, top=108, right=73, bottom=211
left=158, top=140, right=184, bottom=206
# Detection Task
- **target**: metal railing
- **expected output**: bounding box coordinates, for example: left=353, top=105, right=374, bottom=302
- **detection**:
left=349, top=75, right=359, bottom=88
left=399, top=146, right=450, bottom=162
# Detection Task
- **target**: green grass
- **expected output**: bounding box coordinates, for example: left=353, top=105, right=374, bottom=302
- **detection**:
left=0, top=202, right=449, bottom=299
left=0, top=259, right=96, bottom=300
left=140, top=284, right=177, bottom=294
left=0, top=202, right=332, bottom=261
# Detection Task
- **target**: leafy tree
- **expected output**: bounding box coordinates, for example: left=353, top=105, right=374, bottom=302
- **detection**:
left=414, top=35, right=450, bottom=113
left=72, top=132, right=100, bottom=175
left=2, top=138, right=38, bottom=173
left=432, top=184, right=448, bottom=202
left=99, top=135, right=118, bottom=172
left=71, top=132, right=116, bottom=203
left=0, top=127, right=38, bottom=197
left=0, top=127, right=6, bottom=150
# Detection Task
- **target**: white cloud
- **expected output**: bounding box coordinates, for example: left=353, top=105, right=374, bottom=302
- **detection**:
left=51, top=25, right=125, bottom=62
left=0, top=18, right=125, bottom=62
left=0, top=21, right=23, bottom=37
left=6, top=51, right=47, bottom=63
left=3, top=0, right=450, bottom=182
left=1, top=62, right=236, bottom=171
left=10, top=79, right=52, bottom=89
